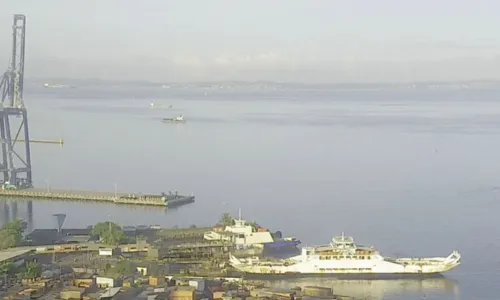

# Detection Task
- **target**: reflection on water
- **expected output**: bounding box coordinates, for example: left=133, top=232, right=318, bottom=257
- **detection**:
left=267, top=278, right=459, bottom=300
left=0, top=199, right=34, bottom=231
left=0, top=197, right=192, bottom=230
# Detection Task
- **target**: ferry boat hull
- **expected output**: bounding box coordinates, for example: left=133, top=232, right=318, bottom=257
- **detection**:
left=264, top=239, right=301, bottom=250
left=234, top=271, right=447, bottom=279
left=229, top=252, right=461, bottom=279
left=263, top=239, right=301, bottom=255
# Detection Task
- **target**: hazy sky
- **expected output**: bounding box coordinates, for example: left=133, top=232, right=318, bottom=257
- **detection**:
left=1, top=0, right=500, bottom=83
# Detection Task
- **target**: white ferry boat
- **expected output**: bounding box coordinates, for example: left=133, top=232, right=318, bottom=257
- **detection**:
left=229, top=233, right=461, bottom=278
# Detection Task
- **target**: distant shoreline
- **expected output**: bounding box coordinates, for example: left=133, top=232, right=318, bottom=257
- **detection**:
left=23, top=79, right=500, bottom=90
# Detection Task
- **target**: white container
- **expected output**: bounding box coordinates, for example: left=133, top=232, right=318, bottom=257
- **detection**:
left=99, top=248, right=113, bottom=256
left=96, top=276, right=114, bottom=288
left=188, top=279, right=205, bottom=292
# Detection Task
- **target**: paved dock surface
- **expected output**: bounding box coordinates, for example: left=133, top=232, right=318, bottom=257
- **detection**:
left=0, top=187, right=177, bottom=207
left=0, top=242, right=152, bottom=256
left=25, top=188, right=140, bottom=197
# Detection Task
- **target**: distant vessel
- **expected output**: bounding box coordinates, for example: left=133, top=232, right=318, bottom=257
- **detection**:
left=229, top=233, right=461, bottom=278
left=44, top=83, right=63, bottom=88
left=204, top=212, right=300, bottom=254
left=162, top=115, right=185, bottom=123
left=150, top=102, right=172, bottom=108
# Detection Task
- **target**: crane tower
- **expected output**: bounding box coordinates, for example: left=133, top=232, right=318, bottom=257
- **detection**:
left=0, top=14, right=32, bottom=187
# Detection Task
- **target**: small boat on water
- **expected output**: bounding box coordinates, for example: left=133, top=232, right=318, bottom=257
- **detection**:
left=150, top=101, right=172, bottom=108
left=162, top=115, right=185, bottom=123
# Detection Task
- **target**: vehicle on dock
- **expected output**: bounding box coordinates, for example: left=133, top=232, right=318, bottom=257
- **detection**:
left=1, top=180, right=32, bottom=190
left=162, top=115, right=185, bottom=123
left=2, top=182, right=17, bottom=190
left=229, top=232, right=461, bottom=278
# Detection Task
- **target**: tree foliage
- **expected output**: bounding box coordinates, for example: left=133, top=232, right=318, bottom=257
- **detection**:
left=0, top=262, right=14, bottom=275
left=114, top=260, right=135, bottom=275
left=0, top=220, right=26, bottom=250
left=135, top=235, right=146, bottom=242
left=23, top=261, right=41, bottom=279
left=91, top=222, right=125, bottom=245
left=218, top=213, right=234, bottom=226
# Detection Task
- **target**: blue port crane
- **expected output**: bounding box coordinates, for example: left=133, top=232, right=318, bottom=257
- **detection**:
left=0, top=14, right=32, bottom=188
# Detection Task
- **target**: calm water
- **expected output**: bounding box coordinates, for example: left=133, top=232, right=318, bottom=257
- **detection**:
left=3, top=85, right=500, bottom=299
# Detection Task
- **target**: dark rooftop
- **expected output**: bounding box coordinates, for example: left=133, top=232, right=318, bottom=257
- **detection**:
left=25, top=228, right=96, bottom=245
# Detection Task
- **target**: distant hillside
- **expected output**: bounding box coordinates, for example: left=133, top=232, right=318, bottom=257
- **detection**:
left=24, top=77, right=500, bottom=91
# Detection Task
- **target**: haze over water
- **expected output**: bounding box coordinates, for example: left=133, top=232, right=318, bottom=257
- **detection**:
left=2, top=85, right=500, bottom=299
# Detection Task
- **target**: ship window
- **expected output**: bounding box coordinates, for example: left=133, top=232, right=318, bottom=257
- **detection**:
left=366, top=256, right=371, bottom=260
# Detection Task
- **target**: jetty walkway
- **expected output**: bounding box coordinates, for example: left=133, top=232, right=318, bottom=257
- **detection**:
left=0, top=188, right=194, bottom=207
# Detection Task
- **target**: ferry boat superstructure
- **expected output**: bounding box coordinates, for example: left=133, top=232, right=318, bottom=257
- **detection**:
left=204, top=213, right=300, bottom=252
left=229, top=233, right=461, bottom=277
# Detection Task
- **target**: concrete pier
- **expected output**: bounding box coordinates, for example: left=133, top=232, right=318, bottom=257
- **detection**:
left=0, top=188, right=195, bottom=208
left=16, top=138, right=64, bottom=145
